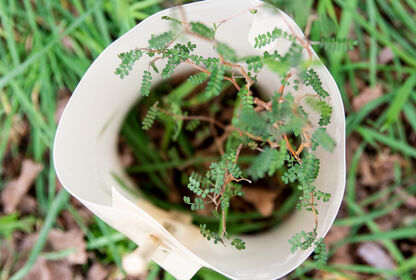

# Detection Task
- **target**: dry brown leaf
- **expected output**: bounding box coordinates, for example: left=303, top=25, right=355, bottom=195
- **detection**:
left=87, top=262, right=109, bottom=280
left=0, top=239, right=15, bottom=270
left=23, top=258, right=51, bottom=280
left=376, top=208, right=401, bottom=231
left=395, top=187, right=416, bottom=209
left=19, top=232, right=39, bottom=254
left=373, top=152, right=399, bottom=181
left=313, top=270, right=354, bottom=280
left=358, top=154, right=377, bottom=186
left=378, top=47, right=394, bottom=64
left=359, top=152, right=397, bottom=188
left=324, top=226, right=350, bottom=246
left=23, top=258, right=73, bottom=280
left=18, top=195, right=37, bottom=214
left=241, top=187, right=279, bottom=217
left=348, top=48, right=361, bottom=62
left=48, top=229, right=87, bottom=265
left=315, top=226, right=357, bottom=280
left=357, top=243, right=397, bottom=280
left=352, top=85, right=383, bottom=111
left=1, top=159, right=43, bottom=213
left=324, top=226, right=355, bottom=265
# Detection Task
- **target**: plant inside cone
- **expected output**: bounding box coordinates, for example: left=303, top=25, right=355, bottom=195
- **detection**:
left=114, top=3, right=354, bottom=262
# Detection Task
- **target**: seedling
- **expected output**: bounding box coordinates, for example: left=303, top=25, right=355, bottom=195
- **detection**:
left=115, top=4, right=354, bottom=262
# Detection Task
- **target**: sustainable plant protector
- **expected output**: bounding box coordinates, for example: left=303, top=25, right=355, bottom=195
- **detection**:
left=54, top=0, right=345, bottom=279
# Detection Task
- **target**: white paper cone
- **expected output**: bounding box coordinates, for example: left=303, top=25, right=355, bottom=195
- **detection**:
left=54, top=0, right=346, bottom=279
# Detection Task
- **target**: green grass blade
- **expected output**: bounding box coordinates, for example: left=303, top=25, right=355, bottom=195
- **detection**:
left=0, top=0, right=102, bottom=90
left=356, top=126, right=416, bottom=158
left=383, top=73, right=416, bottom=128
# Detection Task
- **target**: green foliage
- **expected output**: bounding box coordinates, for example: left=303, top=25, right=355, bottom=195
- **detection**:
left=313, top=238, right=328, bottom=264
left=312, top=128, right=336, bottom=152
left=283, top=42, right=303, bottom=67
left=184, top=196, right=205, bottom=211
left=305, top=69, right=329, bottom=99
left=225, top=161, right=242, bottom=180
left=264, top=57, right=290, bottom=76
left=148, top=31, right=174, bottom=49
left=289, top=230, right=317, bottom=253
left=2, top=0, right=393, bottom=277
left=161, top=15, right=182, bottom=25
left=0, top=213, right=35, bottom=239
left=246, top=55, right=264, bottom=74
left=140, top=71, right=152, bottom=97
left=150, top=61, right=159, bottom=73
left=190, top=22, right=215, bottom=39
left=238, top=108, right=269, bottom=136
left=268, top=141, right=287, bottom=176
left=248, top=146, right=279, bottom=180
left=262, top=50, right=288, bottom=75
left=141, top=103, right=158, bottom=131
left=200, top=224, right=246, bottom=250
left=188, top=72, right=208, bottom=85
left=231, top=237, right=246, bottom=250
left=314, top=190, right=331, bottom=202
left=199, top=224, right=223, bottom=244
left=281, top=152, right=322, bottom=212
left=299, top=154, right=320, bottom=185
left=293, top=79, right=300, bottom=91
left=205, top=64, right=225, bottom=97
left=114, top=9, right=343, bottom=255
left=208, top=161, right=227, bottom=194
left=181, top=152, right=247, bottom=246
left=201, top=57, right=220, bottom=70
left=187, top=172, right=208, bottom=197
left=115, top=50, right=143, bottom=79
left=263, top=50, right=283, bottom=60
left=319, top=37, right=358, bottom=51
left=281, top=154, right=319, bottom=187
left=162, top=55, right=180, bottom=78
left=238, top=87, right=254, bottom=110
left=247, top=141, right=258, bottom=150
left=305, top=97, right=332, bottom=126
left=161, top=42, right=196, bottom=78
left=216, top=42, right=238, bottom=62
left=170, top=103, right=183, bottom=141
left=186, top=119, right=200, bottom=131
left=268, top=94, right=308, bottom=136
left=253, top=27, right=292, bottom=48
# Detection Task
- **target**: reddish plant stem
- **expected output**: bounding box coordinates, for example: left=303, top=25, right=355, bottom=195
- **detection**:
left=283, top=134, right=302, bottom=163
left=219, top=56, right=254, bottom=89
left=214, top=4, right=263, bottom=28
left=184, top=59, right=241, bottom=91
left=154, top=6, right=322, bottom=235
left=156, top=107, right=226, bottom=129
left=254, top=97, right=272, bottom=112
left=311, top=192, right=318, bottom=229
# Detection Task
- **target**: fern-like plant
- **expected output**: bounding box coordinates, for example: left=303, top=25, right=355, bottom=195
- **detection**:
left=114, top=2, right=354, bottom=259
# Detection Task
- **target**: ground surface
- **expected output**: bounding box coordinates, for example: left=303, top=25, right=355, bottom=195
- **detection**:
left=1, top=0, right=416, bottom=279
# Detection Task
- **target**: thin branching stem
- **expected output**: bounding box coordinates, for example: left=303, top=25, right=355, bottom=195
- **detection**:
left=158, top=108, right=226, bottom=129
